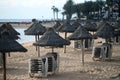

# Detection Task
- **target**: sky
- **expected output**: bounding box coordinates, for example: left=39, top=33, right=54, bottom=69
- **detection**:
left=0, top=0, right=95, bottom=20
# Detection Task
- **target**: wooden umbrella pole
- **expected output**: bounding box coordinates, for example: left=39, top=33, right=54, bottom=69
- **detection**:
left=81, top=39, right=84, bottom=66
left=3, top=53, right=6, bottom=80
left=38, top=46, right=40, bottom=57
left=38, top=35, right=39, bottom=40
left=35, top=36, right=37, bottom=51
left=64, top=32, right=67, bottom=53
left=52, top=47, right=54, bottom=53
left=8, top=52, right=10, bottom=57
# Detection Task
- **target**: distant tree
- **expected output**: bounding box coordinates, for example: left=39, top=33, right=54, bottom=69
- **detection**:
left=73, top=3, right=82, bottom=19
left=54, top=7, right=60, bottom=20
left=61, top=11, right=66, bottom=20
left=51, top=6, right=56, bottom=20
left=81, top=1, right=94, bottom=19
left=63, top=0, right=74, bottom=20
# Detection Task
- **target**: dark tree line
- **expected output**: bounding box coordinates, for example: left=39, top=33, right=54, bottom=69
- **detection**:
left=62, top=0, right=120, bottom=20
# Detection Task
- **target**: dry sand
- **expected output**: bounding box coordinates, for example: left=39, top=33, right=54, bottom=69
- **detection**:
left=0, top=23, right=120, bottom=80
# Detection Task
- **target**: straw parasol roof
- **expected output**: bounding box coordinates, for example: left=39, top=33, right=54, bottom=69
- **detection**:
left=53, top=20, right=61, bottom=30
left=71, top=20, right=82, bottom=32
left=97, top=20, right=106, bottom=29
left=56, top=20, right=74, bottom=53
left=33, top=28, right=70, bottom=47
left=83, top=21, right=97, bottom=32
left=6, top=23, right=20, bottom=35
left=0, top=24, right=20, bottom=40
left=94, top=22, right=114, bottom=39
left=68, top=26, right=92, bottom=66
left=24, top=21, right=46, bottom=35
left=56, top=20, right=74, bottom=33
left=0, top=31, right=27, bottom=80
left=68, top=26, right=92, bottom=40
left=24, top=21, right=46, bottom=55
left=0, top=35, right=27, bottom=52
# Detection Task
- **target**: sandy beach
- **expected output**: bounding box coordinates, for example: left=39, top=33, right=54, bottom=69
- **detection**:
left=0, top=23, right=120, bottom=80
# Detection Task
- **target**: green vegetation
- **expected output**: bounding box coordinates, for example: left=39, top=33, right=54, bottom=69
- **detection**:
left=62, top=0, right=120, bottom=20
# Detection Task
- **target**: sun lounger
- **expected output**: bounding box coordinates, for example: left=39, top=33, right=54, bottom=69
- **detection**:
left=45, top=52, right=60, bottom=73
left=42, top=54, right=55, bottom=75
left=102, top=43, right=112, bottom=60
left=92, top=45, right=107, bottom=61
left=28, top=57, right=48, bottom=77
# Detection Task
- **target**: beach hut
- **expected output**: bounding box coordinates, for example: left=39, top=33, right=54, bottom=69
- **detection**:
left=24, top=21, right=46, bottom=56
left=0, top=31, right=27, bottom=80
left=68, top=26, right=92, bottom=66
left=56, top=20, right=74, bottom=53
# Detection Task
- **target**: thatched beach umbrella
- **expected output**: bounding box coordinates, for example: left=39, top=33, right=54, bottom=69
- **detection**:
left=0, top=32, right=27, bottom=80
left=83, top=21, right=97, bottom=33
left=97, top=20, right=106, bottom=30
left=53, top=20, right=61, bottom=30
left=0, top=23, right=20, bottom=57
left=68, top=26, right=92, bottom=66
left=0, top=23, right=20, bottom=40
left=33, top=28, right=70, bottom=53
left=56, top=20, right=74, bottom=53
left=24, top=21, right=46, bottom=56
left=6, top=23, right=20, bottom=35
left=94, top=22, right=114, bottom=43
left=83, top=21, right=97, bottom=48
left=71, top=19, right=82, bottom=31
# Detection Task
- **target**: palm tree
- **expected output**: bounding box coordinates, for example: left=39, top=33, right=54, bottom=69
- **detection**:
left=63, top=0, right=74, bottom=20
left=54, top=7, right=60, bottom=20
left=51, top=6, right=56, bottom=20
left=62, top=11, right=66, bottom=21
left=73, top=3, right=82, bottom=19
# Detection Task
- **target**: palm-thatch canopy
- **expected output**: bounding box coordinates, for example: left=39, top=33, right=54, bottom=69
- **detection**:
left=56, top=20, right=74, bottom=33
left=0, top=38, right=27, bottom=52
left=0, top=24, right=20, bottom=40
left=0, top=31, right=27, bottom=80
left=94, top=22, right=114, bottom=39
left=0, top=31, right=27, bottom=52
left=68, top=25, right=92, bottom=66
left=53, top=20, right=61, bottom=30
left=97, top=20, right=106, bottom=29
left=24, top=22, right=46, bottom=35
left=33, top=28, right=70, bottom=47
left=111, top=21, right=120, bottom=30
left=83, top=21, right=97, bottom=32
left=68, top=26, right=92, bottom=40
left=71, top=20, right=82, bottom=32
left=6, top=23, right=20, bottom=35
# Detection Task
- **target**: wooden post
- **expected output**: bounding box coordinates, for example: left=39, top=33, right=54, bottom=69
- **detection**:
left=35, top=36, right=37, bottom=51
left=52, top=47, right=54, bottom=53
left=38, top=46, right=40, bottom=57
left=81, top=39, right=84, bottom=66
left=3, top=53, right=6, bottom=80
left=64, top=32, right=67, bottom=53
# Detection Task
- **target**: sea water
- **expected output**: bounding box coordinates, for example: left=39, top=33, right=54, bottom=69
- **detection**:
left=15, top=28, right=35, bottom=43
